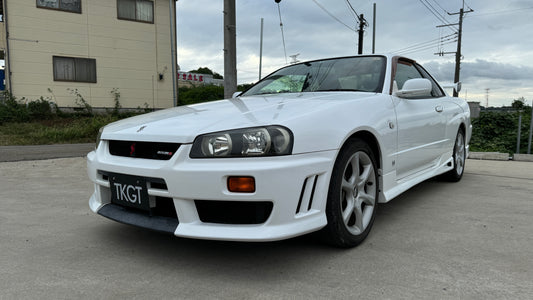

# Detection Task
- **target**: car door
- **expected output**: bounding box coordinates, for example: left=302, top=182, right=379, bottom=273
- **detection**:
left=392, top=59, right=448, bottom=180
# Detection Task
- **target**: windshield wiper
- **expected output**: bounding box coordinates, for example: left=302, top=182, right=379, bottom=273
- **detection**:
left=315, top=89, right=366, bottom=92
left=252, top=90, right=296, bottom=95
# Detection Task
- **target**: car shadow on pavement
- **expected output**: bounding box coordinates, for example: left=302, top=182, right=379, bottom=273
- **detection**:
left=90, top=221, right=343, bottom=280
left=86, top=178, right=455, bottom=279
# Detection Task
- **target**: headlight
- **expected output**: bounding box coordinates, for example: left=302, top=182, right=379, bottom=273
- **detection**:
left=95, top=127, right=104, bottom=150
left=190, top=126, right=293, bottom=158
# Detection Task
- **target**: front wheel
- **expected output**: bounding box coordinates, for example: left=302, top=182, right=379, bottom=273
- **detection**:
left=322, top=139, right=379, bottom=248
left=441, top=129, right=466, bottom=182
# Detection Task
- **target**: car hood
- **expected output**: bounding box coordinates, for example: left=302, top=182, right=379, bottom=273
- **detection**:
left=101, top=92, right=378, bottom=143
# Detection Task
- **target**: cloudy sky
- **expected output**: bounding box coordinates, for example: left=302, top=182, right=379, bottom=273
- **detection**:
left=176, top=0, right=533, bottom=107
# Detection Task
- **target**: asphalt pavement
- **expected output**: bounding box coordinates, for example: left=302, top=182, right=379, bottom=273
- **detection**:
left=0, top=150, right=532, bottom=299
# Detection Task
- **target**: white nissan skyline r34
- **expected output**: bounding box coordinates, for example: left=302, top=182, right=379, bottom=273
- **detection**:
left=88, top=54, right=471, bottom=247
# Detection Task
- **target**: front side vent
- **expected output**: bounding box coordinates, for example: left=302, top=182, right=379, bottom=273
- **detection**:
left=296, top=175, right=319, bottom=214
left=109, top=140, right=180, bottom=160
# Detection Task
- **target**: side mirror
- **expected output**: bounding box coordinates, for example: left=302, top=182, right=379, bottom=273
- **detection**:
left=232, top=91, right=242, bottom=98
left=394, top=78, right=432, bottom=99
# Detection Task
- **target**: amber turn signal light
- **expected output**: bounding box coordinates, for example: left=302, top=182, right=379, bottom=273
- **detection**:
left=228, top=176, right=255, bottom=193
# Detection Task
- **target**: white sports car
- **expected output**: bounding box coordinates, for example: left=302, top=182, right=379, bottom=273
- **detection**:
left=88, top=54, right=471, bottom=247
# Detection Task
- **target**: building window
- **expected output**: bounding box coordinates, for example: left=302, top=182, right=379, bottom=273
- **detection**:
left=53, top=56, right=96, bottom=83
left=117, top=0, right=154, bottom=23
left=37, top=0, right=82, bottom=13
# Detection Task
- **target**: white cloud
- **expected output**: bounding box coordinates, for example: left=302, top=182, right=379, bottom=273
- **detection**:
left=176, top=0, right=533, bottom=106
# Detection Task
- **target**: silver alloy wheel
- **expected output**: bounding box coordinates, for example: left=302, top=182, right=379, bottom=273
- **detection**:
left=454, top=131, right=465, bottom=176
left=340, top=151, right=377, bottom=235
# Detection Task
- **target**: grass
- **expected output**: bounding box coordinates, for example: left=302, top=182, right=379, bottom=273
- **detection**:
left=0, top=115, right=121, bottom=146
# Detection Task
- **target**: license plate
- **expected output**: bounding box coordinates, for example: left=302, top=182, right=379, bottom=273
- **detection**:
left=109, top=173, right=150, bottom=211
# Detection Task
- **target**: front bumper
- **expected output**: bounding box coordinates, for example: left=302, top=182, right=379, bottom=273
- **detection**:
left=88, top=141, right=336, bottom=241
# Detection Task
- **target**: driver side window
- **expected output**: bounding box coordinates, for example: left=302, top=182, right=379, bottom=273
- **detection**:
left=394, top=61, right=423, bottom=90
left=394, top=60, right=445, bottom=98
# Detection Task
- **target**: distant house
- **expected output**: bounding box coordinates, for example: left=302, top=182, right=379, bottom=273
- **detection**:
left=178, top=71, right=224, bottom=88
left=0, top=0, right=177, bottom=109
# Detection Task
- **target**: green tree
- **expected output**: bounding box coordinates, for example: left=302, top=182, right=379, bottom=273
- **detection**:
left=237, top=83, right=254, bottom=91
left=188, top=67, right=223, bottom=79
left=511, top=97, right=525, bottom=111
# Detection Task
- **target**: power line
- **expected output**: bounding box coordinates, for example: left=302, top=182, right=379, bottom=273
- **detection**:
left=467, top=6, right=533, bottom=17
left=418, top=0, right=457, bottom=32
left=345, top=0, right=360, bottom=19
left=423, top=0, right=448, bottom=22
left=393, top=33, right=456, bottom=52
left=344, top=0, right=358, bottom=21
left=312, top=0, right=356, bottom=32
left=463, top=0, right=473, bottom=11
left=430, top=0, right=449, bottom=14
left=391, top=33, right=456, bottom=53
left=395, top=39, right=457, bottom=55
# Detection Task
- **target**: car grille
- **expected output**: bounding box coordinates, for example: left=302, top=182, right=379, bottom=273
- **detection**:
left=109, top=140, right=180, bottom=160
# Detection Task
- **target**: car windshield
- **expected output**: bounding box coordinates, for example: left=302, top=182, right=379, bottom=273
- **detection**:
left=241, top=56, right=386, bottom=97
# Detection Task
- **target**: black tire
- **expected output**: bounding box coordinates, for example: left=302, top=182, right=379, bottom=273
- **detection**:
left=441, top=129, right=466, bottom=182
left=321, top=138, right=379, bottom=248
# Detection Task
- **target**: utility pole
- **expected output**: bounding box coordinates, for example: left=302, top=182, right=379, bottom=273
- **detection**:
left=435, top=4, right=473, bottom=97
left=527, top=101, right=533, bottom=154
left=223, top=0, right=237, bottom=99
left=170, top=0, right=178, bottom=106
left=259, top=18, right=264, bottom=81
left=448, top=7, right=472, bottom=97
left=357, top=14, right=368, bottom=54
left=372, top=3, right=376, bottom=54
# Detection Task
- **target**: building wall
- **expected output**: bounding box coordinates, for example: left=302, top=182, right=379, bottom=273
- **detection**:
left=468, top=102, right=481, bottom=118
left=2, top=0, right=175, bottom=108
left=0, top=0, right=4, bottom=50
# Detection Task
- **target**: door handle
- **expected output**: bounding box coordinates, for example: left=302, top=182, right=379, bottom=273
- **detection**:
left=435, top=105, right=443, bottom=113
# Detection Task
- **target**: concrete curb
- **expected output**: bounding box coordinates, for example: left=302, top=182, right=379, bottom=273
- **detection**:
left=469, top=152, right=533, bottom=162
left=513, top=154, right=533, bottom=162
left=468, top=152, right=510, bottom=161
left=0, top=143, right=94, bottom=162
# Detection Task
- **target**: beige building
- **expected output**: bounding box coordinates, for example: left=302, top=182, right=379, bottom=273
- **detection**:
left=0, top=0, right=177, bottom=109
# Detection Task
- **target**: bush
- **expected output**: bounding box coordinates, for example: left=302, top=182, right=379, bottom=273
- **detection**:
left=1, top=93, right=58, bottom=123
left=178, top=85, right=224, bottom=106
left=0, top=92, right=30, bottom=123
left=471, top=109, right=532, bottom=154
left=27, top=97, right=54, bottom=120
left=68, top=88, right=93, bottom=116
left=177, top=84, right=254, bottom=106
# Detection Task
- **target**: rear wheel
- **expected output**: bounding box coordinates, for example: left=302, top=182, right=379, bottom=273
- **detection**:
left=322, top=139, right=379, bottom=248
left=441, top=129, right=466, bottom=182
